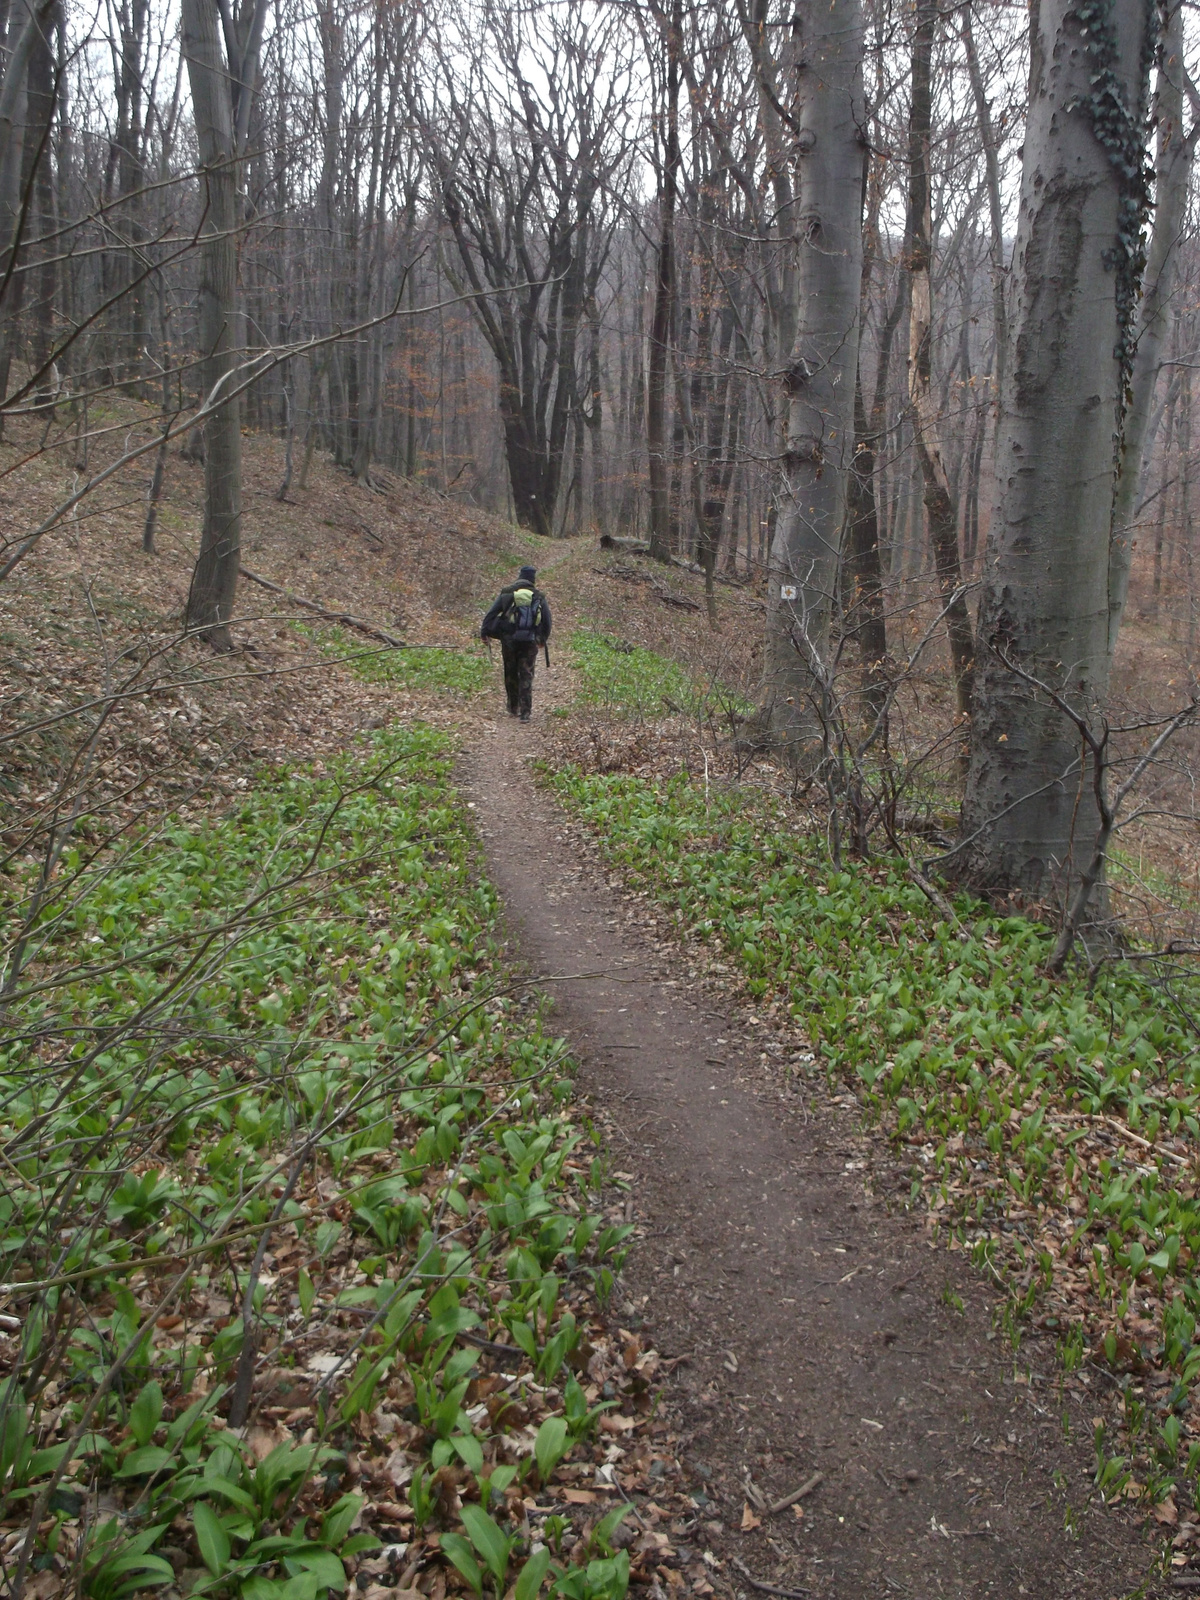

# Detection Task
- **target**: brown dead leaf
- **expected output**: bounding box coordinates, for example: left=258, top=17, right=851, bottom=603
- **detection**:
left=561, top=1488, right=597, bottom=1504
left=740, top=1503, right=761, bottom=1532
left=1154, top=1496, right=1180, bottom=1526
left=486, top=1393, right=529, bottom=1429
left=600, top=1413, right=636, bottom=1435
left=246, top=1424, right=292, bottom=1462
left=25, top=1572, right=63, bottom=1600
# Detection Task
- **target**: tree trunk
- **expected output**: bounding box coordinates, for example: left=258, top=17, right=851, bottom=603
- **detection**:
left=846, top=158, right=901, bottom=730
left=958, top=0, right=1157, bottom=895
left=845, top=368, right=889, bottom=732
left=647, top=0, right=680, bottom=563
left=498, top=376, right=553, bottom=538
left=1107, top=0, right=1197, bottom=649
left=182, top=0, right=243, bottom=650
left=1151, top=367, right=1179, bottom=615
left=906, top=0, right=973, bottom=719
left=761, top=0, right=865, bottom=756
left=0, top=0, right=55, bottom=430
left=962, top=7, right=1009, bottom=406
left=24, top=0, right=56, bottom=401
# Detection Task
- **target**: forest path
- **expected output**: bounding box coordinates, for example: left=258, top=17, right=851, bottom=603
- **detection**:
left=462, top=626, right=1161, bottom=1600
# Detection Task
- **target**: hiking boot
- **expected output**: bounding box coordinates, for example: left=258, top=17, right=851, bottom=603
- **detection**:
left=519, top=711, right=531, bottom=723
left=506, top=705, right=518, bottom=717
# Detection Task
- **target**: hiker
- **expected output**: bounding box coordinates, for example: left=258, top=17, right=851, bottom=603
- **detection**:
left=481, top=565, right=553, bottom=722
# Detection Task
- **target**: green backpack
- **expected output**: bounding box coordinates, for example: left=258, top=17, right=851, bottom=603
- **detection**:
left=501, top=587, right=543, bottom=642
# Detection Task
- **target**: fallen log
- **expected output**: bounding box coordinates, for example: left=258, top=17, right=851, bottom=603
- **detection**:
left=598, top=533, right=650, bottom=553
left=239, top=566, right=406, bottom=649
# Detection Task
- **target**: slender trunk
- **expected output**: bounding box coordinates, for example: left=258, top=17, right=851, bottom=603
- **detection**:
left=959, top=0, right=1157, bottom=894
left=962, top=7, right=1009, bottom=404
left=0, top=0, right=55, bottom=428
left=181, top=0, right=242, bottom=649
left=647, top=0, right=680, bottom=562
left=1151, top=373, right=1179, bottom=613
left=906, top=0, right=973, bottom=718
left=846, top=367, right=889, bottom=731
left=1108, top=0, right=1198, bottom=648
left=143, top=338, right=172, bottom=552
left=762, top=0, right=865, bottom=756
left=25, top=0, right=55, bottom=399
left=1181, top=367, right=1194, bottom=649
left=277, top=368, right=295, bottom=501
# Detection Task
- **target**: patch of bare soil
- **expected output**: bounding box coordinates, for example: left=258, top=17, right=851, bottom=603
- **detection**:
left=465, top=676, right=1172, bottom=1600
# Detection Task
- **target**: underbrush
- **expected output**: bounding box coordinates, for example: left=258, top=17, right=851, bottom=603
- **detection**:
left=0, top=726, right=641, bottom=1600
left=568, top=634, right=694, bottom=720
left=302, top=626, right=489, bottom=697
left=548, top=766, right=1200, bottom=1511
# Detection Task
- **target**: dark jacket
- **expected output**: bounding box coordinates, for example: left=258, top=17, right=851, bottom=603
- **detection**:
left=481, top=583, right=552, bottom=645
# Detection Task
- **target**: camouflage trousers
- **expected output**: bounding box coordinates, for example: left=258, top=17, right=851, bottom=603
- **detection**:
left=501, top=640, right=538, bottom=718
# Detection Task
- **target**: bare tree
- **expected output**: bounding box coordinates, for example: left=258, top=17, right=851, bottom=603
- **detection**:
left=1108, top=0, right=1199, bottom=649
left=761, top=0, right=867, bottom=756
left=905, top=0, right=973, bottom=720
left=181, top=0, right=268, bottom=648
left=960, top=0, right=1158, bottom=894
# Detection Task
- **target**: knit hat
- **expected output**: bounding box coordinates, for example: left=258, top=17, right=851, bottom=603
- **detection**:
left=518, top=565, right=537, bottom=582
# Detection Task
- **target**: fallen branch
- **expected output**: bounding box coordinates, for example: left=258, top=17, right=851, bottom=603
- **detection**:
left=456, top=1328, right=526, bottom=1361
left=589, top=563, right=701, bottom=612
left=767, top=1471, right=824, bottom=1515
left=598, top=533, right=649, bottom=554
left=730, top=1557, right=812, bottom=1598
left=239, top=567, right=406, bottom=649
left=907, top=865, right=962, bottom=929
left=668, top=554, right=747, bottom=589
left=655, top=588, right=702, bottom=612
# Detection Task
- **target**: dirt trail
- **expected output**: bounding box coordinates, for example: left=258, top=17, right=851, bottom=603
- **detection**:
left=463, top=632, right=1162, bottom=1599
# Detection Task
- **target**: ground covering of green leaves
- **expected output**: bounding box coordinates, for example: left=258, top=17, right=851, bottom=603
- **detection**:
left=306, top=627, right=490, bottom=697
left=566, top=636, right=696, bottom=720
left=547, top=765, right=1200, bottom=1508
left=0, top=721, right=638, bottom=1600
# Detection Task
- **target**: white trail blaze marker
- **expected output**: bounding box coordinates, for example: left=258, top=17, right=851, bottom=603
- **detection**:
left=780, top=584, right=797, bottom=601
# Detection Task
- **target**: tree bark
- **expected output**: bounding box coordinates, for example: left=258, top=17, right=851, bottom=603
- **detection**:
left=0, top=0, right=56, bottom=428
left=959, top=0, right=1157, bottom=895
left=182, top=0, right=243, bottom=649
left=647, top=0, right=680, bottom=562
left=762, top=0, right=865, bottom=757
left=962, top=8, right=1009, bottom=406
left=1107, top=0, right=1198, bottom=649
left=906, top=0, right=973, bottom=720
left=845, top=366, right=889, bottom=732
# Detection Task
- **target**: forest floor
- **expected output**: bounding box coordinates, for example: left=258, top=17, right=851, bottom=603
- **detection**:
left=462, top=554, right=1171, bottom=1600
left=2, top=426, right=1192, bottom=1599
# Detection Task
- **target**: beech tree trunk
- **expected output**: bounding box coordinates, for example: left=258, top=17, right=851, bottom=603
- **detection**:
left=182, top=0, right=243, bottom=649
left=762, top=0, right=865, bottom=756
left=906, top=0, right=973, bottom=720
left=959, top=0, right=1157, bottom=895
left=647, top=0, right=680, bottom=563
left=1107, top=0, right=1197, bottom=649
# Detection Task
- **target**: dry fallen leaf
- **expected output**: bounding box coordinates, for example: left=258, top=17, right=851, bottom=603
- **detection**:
left=740, top=1503, right=762, bottom=1532
left=1154, top=1497, right=1180, bottom=1526
left=791, top=1502, right=805, bottom=1520
left=246, top=1424, right=292, bottom=1462
left=599, top=1412, right=636, bottom=1434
